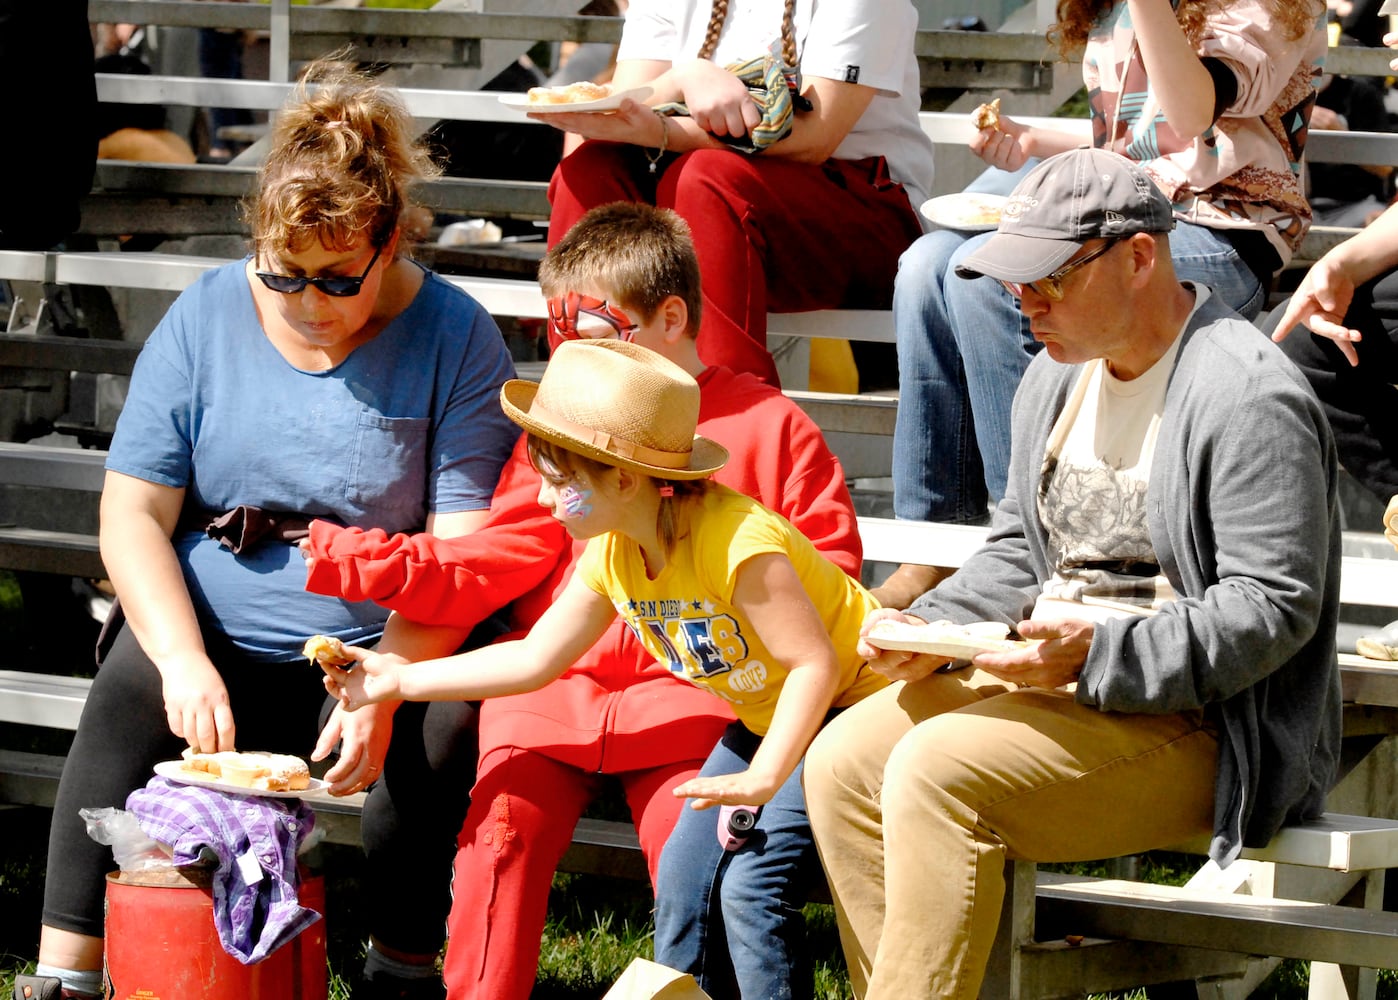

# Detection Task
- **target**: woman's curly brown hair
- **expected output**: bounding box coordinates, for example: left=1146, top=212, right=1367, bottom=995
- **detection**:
left=246, top=55, right=441, bottom=259
left=1048, top=0, right=1323, bottom=59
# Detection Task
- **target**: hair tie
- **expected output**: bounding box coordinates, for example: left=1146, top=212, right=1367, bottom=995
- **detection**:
left=658, top=485, right=675, bottom=498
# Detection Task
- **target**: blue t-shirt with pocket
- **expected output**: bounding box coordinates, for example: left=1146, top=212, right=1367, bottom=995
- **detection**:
left=107, top=259, right=518, bottom=660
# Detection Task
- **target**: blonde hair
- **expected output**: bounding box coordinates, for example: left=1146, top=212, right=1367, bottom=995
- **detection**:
left=527, top=435, right=711, bottom=558
left=539, top=203, right=703, bottom=338
left=246, top=56, right=441, bottom=259
left=697, top=0, right=798, bottom=68
left=1049, top=0, right=1322, bottom=57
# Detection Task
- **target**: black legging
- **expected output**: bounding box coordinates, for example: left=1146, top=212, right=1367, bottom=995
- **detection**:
left=45, top=617, right=500, bottom=951
left=42, top=623, right=332, bottom=937
left=1265, top=270, right=1398, bottom=504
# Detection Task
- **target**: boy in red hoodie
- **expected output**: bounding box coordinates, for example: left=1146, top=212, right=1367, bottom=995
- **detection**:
left=303, top=202, right=860, bottom=1000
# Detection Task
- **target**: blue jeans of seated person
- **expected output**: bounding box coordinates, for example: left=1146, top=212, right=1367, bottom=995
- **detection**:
left=891, top=218, right=1267, bottom=525
left=654, top=721, right=819, bottom=1000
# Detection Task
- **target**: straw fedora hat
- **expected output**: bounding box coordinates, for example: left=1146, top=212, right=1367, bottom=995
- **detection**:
left=500, top=339, right=729, bottom=479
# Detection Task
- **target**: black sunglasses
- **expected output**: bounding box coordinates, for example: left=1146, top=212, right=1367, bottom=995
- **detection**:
left=255, top=243, right=384, bottom=297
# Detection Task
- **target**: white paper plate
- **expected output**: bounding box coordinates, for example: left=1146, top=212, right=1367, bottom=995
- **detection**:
left=497, top=86, right=654, bottom=114
left=865, top=620, right=1032, bottom=659
left=919, top=193, right=1007, bottom=232
left=154, top=760, right=330, bottom=799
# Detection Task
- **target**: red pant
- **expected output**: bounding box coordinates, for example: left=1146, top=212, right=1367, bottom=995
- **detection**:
left=547, top=142, right=925, bottom=386
left=441, top=747, right=706, bottom=1000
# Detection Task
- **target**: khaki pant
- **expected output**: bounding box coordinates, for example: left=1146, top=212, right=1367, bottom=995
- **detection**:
left=803, top=670, right=1219, bottom=1000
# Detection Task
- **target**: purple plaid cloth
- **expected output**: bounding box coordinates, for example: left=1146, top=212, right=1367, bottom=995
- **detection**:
left=126, top=776, right=320, bottom=963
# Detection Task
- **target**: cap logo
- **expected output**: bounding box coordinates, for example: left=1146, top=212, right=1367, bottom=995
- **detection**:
left=1001, top=194, right=1037, bottom=221
left=1104, top=210, right=1126, bottom=225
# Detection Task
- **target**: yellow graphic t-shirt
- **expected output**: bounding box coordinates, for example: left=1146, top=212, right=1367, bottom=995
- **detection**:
left=575, top=486, right=886, bottom=735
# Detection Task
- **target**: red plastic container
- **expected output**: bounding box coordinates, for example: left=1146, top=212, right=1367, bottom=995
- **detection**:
left=104, top=866, right=327, bottom=1000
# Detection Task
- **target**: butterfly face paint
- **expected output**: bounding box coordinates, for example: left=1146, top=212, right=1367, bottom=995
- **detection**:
left=558, top=482, right=594, bottom=520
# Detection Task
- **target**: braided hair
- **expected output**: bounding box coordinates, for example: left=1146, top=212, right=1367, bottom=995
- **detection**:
left=696, top=0, right=798, bottom=68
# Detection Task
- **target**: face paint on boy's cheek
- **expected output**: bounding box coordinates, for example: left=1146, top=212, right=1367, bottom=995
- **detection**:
left=559, top=484, right=594, bottom=519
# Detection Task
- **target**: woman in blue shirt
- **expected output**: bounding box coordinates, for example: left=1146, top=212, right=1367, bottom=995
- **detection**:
left=21, top=59, right=517, bottom=1000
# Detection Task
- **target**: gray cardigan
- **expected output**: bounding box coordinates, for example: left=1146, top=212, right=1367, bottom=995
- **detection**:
left=908, top=292, right=1343, bottom=865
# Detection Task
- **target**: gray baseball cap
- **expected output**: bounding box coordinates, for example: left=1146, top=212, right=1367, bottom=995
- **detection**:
left=955, top=146, right=1175, bottom=284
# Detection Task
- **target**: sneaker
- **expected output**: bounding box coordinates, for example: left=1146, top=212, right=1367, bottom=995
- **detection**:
left=1355, top=619, right=1398, bottom=661
left=356, top=973, right=446, bottom=1000
left=11, top=975, right=95, bottom=1000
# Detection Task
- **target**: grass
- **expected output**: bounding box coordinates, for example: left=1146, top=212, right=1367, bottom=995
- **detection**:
left=5, top=817, right=1391, bottom=999
left=6, top=801, right=1398, bottom=999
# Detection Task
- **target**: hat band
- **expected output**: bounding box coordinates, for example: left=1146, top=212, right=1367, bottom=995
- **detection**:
left=530, top=402, right=692, bottom=470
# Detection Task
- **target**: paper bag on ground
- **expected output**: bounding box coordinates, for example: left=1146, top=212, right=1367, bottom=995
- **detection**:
left=602, top=958, right=713, bottom=1000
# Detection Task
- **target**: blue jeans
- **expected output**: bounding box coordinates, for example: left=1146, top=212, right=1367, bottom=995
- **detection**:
left=653, top=722, right=820, bottom=1000
left=891, top=216, right=1266, bottom=524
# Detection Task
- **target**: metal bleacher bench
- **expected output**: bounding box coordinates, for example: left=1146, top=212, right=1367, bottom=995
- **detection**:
left=2, top=436, right=1398, bottom=996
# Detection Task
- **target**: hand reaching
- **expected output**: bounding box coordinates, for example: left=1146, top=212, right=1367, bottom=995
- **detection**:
left=314, top=698, right=396, bottom=796
left=319, top=645, right=408, bottom=711
left=673, top=767, right=780, bottom=811
left=160, top=653, right=236, bottom=753
left=1269, top=254, right=1362, bottom=367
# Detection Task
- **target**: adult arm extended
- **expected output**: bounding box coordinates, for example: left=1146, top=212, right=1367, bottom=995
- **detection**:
left=1268, top=203, right=1398, bottom=365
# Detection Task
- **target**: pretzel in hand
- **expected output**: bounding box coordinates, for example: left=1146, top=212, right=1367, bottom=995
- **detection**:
left=971, top=98, right=1002, bottom=131
left=303, top=634, right=355, bottom=669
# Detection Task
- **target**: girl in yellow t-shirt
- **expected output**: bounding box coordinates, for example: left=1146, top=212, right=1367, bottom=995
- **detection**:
left=320, top=338, right=885, bottom=999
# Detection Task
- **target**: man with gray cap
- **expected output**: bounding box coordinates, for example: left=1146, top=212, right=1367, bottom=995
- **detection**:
left=803, top=147, right=1342, bottom=1000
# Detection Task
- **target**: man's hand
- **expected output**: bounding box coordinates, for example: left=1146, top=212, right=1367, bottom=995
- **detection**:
left=857, top=607, right=956, bottom=682
left=974, top=618, right=1094, bottom=689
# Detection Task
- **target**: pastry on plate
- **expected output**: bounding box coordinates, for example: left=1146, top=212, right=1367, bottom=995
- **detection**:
left=178, top=749, right=312, bottom=791
left=526, top=81, right=612, bottom=106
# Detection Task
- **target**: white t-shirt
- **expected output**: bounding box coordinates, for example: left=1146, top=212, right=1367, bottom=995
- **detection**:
left=618, top=0, right=935, bottom=208
left=1035, top=286, right=1212, bottom=614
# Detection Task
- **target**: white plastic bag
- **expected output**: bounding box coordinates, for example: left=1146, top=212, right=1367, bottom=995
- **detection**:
left=80, top=806, right=173, bottom=872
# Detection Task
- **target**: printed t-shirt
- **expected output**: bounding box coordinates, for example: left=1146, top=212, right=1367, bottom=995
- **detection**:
left=575, top=485, right=885, bottom=734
